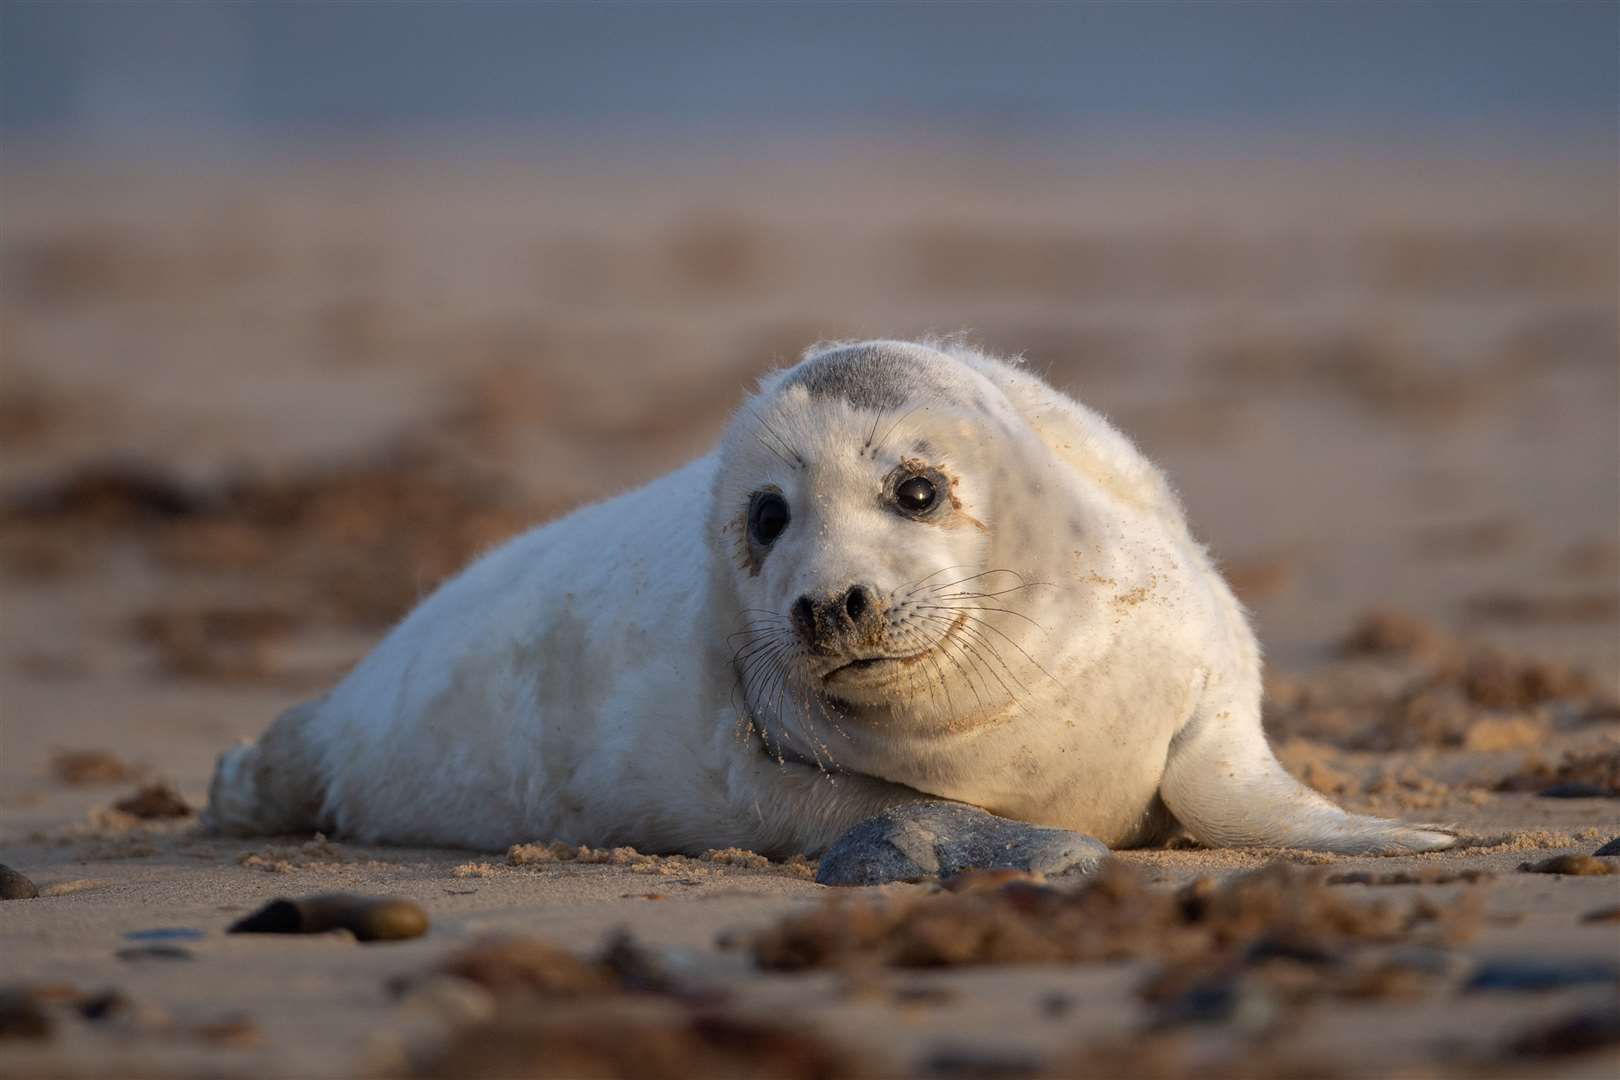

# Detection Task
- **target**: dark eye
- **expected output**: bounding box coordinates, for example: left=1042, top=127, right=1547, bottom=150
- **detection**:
left=896, top=475, right=937, bottom=514
left=748, top=491, right=790, bottom=545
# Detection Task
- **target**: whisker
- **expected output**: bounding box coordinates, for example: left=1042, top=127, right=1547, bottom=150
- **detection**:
left=949, top=610, right=1057, bottom=684
left=925, top=568, right=1028, bottom=592
left=920, top=602, right=1047, bottom=634
left=872, top=402, right=927, bottom=455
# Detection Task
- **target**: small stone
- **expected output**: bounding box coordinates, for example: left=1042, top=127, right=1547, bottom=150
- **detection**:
left=0, top=988, right=53, bottom=1039
left=124, top=927, right=205, bottom=942
left=229, top=894, right=428, bottom=942
left=0, top=864, right=38, bottom=900
left=1465, top=957, right=1620, bottom=992
left=1593, top=837, right=1620, bottom=857
left=1519, top=854, right=1614, bottom=876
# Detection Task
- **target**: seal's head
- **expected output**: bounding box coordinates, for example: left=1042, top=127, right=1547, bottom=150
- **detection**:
left=711, top=340, right=1079, bottom=756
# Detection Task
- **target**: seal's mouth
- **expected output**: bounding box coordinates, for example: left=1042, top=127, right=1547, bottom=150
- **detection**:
left=822, top=614, right=967, bottom=683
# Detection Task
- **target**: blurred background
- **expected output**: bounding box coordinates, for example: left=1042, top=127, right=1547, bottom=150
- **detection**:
left=1, top=2, right=1616, bottom=784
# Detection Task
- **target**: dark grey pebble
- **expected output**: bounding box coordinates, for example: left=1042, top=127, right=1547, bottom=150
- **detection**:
left=0, top=988, right=53, bottom=1040
left=1465, top=957, right=1620, bottom=993
left=124, top=927, right=205, bottom=942
left=1538, top=783, right=1615, bottom=799
left=1594, top=837, right=1620, bottom=857
left=0, top=865, right=38, bottom=901
left=816, top=802, right=1109, bottom=887
left=228, top=893, right=428, bottom=942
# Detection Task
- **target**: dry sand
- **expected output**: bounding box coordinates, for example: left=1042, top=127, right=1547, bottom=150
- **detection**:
left=1, top=145, right=1617, bottom=1077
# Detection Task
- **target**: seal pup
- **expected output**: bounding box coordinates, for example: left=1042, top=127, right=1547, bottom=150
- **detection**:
left=206, top=339, right=1455, bottom=884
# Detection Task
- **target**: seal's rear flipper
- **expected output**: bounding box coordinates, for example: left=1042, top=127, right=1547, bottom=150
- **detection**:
left=815, top=802, right=1109, bottom=886
left=203, top=700, right=329, bottom=836
left=1160, top=707, right=1457, bottom=855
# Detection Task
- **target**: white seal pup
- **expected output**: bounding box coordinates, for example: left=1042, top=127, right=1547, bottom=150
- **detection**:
left=206, top=339, right=1455, bottom=884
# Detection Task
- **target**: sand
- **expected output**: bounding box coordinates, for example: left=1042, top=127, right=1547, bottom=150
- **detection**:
left=1, top=144, right=1617, bottom=1077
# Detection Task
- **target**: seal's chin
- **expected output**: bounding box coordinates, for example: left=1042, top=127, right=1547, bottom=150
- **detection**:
left=820, top=614, right=967, bottom=689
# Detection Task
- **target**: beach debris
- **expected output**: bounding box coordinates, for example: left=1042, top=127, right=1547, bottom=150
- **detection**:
left=410, top=1010, right=869, bottom=1080
left=1465, top=957, right=1620, bottom=993
left=752, top=862, right=1476, bottom=972
left=1519, top=855, right=1614, bottom=876
left=403, top=930, right=693, bottom=1004
left=426, top=937, right=622, bottom=998
left=1325, top=868, right=1492, bottom=886
left=129, top=606, right=301, bottom=681
left=1265, top=611, right=1614, bottom=754
left=1595, top=836, right=1620, bottom=857
left=1581, top=905, right=1620, bottom=923
left=229, top=893, right=428, bottom=942
left=0, top=864, right=39, bottom=900
left=113, top=781, right=193, bottom=819
left=0, top=988, right=52, bottom=1040
left=4, top=463, right=205, bottom=523
left=1498, top=748, right=1620, bottom=797
left=50, top=748, right=134, bottom=785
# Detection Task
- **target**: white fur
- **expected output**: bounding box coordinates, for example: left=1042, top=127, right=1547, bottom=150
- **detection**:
left=207, top=340, right=1454, bottom=858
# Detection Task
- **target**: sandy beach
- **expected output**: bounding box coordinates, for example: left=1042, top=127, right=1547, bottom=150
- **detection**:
left=2, top=146, right=1616, bottom=1077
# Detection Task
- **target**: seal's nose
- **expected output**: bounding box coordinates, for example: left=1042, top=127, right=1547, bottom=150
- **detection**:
left=793, top=585, right=878, bottom=650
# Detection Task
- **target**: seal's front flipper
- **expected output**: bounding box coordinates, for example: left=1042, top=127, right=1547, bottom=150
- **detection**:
left=814, top=802, right=1109, bottom=886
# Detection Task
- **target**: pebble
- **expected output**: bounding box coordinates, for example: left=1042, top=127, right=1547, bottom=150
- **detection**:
left=124, top=927, right=206, bottom=942
left=0, top=864, right=39, bottom=901
left=1465, top=957, right=1620, bottom=993
left=229, top=893, right=429, bottom=942
left=1593, top=837, right=1620, bottom=857
left=1519, top=854, right=1613, bottom=876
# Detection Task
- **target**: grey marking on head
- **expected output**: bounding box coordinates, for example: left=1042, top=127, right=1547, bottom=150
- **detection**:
left=785, top=344, right=948, bottom=412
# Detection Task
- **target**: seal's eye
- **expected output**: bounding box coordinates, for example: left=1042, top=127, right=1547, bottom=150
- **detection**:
left=748, top=491, right=790, bottom=545
left=896, top=475, right=937, bottom=514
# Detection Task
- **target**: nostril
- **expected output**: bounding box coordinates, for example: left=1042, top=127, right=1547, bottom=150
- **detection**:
left=844, top=585, right=869, bottom=622
left=792, top=596, right=816, bottom=637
